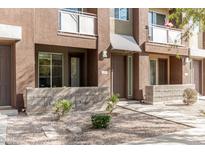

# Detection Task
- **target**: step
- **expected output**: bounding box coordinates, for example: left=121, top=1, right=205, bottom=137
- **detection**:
left=0, top=106, right=18, bottom=116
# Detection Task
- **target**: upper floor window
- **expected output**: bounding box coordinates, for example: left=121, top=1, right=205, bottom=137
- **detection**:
left=114, top=8, right=129, bottom=21
left=148, top=11, right=167, bottom=26
left=64, top=8, right=82, bottom=12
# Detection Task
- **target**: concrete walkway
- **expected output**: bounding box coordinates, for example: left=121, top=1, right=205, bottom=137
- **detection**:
left=0, top=113, right=8, bottom=145
left=118, top=100, right=205, bottom=144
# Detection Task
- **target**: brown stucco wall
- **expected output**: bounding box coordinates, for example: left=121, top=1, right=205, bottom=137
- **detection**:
left=133, top=8, right=148, bottom=48
left=34, top=8, right=97, bottom=49
left=133, top=53, right=150, bottom=100
left=0, top=9, right=35, bottom=108
left=145, top=42, right=189, bottom=56
left=97, top=9, right=111, bottom=91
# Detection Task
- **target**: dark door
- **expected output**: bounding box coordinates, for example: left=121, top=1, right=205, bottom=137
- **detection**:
left=111, top=54, right=126, bottom=98
left=0, top=46, right=11, bottom=106
left=158, top=59, right=168, bottom=85
left=193, top=60, right=202, bottom=94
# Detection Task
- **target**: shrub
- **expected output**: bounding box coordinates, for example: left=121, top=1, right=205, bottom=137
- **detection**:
left=106, top=94, right=120, bottom=114
left=183, top=88, right=198, bottom=105
left=91, top=113, right=111, bottom=129
left=53, top=99, right=73, bottom=120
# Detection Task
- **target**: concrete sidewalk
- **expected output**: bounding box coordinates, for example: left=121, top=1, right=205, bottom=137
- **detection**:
left=118, top=100, right=205, bottom=145
left=0, top=113, right=8, bottom=145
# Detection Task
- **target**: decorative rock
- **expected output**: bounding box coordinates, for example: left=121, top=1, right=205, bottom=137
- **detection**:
left=42, top=126, right=59, bottom=138
left=66, top=125, right=82, bottom=134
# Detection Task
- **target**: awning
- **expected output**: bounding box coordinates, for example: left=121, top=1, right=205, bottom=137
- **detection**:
left=0, top=24, right=22, bottom=41
left=110, top=34, right=142, bottom=52
left=189, top=48, right=205, bottom=58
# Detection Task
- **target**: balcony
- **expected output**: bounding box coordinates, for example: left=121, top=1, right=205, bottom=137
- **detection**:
left=58, top=9, right=97, bottom=36
left=148, top=24, right=183, bottom=46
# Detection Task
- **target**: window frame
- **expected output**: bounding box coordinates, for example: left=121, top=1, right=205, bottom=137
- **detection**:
left=38, top=52, right=64, bottom=88
left=148, top=11, right=167, bottom=26
left=114, top=8, right=129, bottom=21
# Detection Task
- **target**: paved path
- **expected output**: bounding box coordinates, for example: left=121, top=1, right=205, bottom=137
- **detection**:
left=0, top=113, right=8, bottom=145
left=118, top=100, right=205, bottom=144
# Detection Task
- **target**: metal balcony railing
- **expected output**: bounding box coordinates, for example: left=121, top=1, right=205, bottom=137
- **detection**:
left=58, top=9, right=97, bottom=36
left=148, top=24, right=183, bottom=45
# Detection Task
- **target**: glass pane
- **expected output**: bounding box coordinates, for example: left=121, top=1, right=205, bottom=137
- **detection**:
left=39, top=65, right=50, bottom=76
left=39, top=77, right=50, bottom=87
left=156, top=13, right=166, bottom=25
left=114, top=8, right=119, bottom=19
left=71, top=57, right=80, bottom=87
left=65, top=8, right=82, bottom=12
left=119, top=8, right=128, bottom=20
left=52, top=54, right=63, bottom=87
left=39, top=53, right=51, bottom=88
left=39, top=53, right=51, bottom=65
left=52, top=54, right=63, bottom=66
left=150, top=60, right=156, bottom=85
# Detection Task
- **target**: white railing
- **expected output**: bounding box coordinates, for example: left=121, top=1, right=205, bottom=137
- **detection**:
left=148, top=24, right=182, bottom=45
left=58, top=9, right=97, bottom=36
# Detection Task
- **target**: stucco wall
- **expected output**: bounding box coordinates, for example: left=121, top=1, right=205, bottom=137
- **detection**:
left=34, top=8, right=97, bottom=49
left=25, top=87, right=109, bottom=114
left=0, top=9, right=35, bottom=108
left=145, top=84, right=195, bottom=104
left=97, top=9, right=111, bottom=92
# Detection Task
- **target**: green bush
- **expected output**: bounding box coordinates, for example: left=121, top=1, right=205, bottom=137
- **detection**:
left=91, top=113, right=111, bottom=129
left=53, top=99, right=73, bottom=120
left=106, top=94, right=119, bottom=114
left=183, top=88, right=198, bottom=105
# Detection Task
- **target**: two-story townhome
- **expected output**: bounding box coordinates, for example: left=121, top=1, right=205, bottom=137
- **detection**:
left=0, top=8, right=111, bottom=111
left=0, top=8, right=202, bottom=112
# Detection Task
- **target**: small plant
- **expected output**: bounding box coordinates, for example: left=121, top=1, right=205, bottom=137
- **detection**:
left=106, top=94, right=120, bottom=114
left=53, top=99, right=73, bottom=120
left=183, top=88, right=198, bottom=105
left=91, top=113, right=111, bottom=129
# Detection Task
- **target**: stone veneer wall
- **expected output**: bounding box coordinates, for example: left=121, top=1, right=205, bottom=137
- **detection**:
left=145, top=84, right=195, bottom=104
left=24, top=87, right=109, bottom=114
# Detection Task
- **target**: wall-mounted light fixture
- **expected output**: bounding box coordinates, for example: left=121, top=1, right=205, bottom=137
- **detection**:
left=102, top=50, right=108, bottom=59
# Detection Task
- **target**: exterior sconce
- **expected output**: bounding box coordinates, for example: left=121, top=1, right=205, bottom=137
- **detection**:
left=102, top=50, right=108, bottom=59
left=183, top=57, right=191, bottom=64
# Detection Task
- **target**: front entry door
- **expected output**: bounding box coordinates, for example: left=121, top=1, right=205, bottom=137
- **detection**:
left=0, top=46, right=11, bottom=106
left=111, top=54, right=126, bottom=98
left=158, top=59, right=168, bottom=85
left=192, top=60, right=202, bottom=94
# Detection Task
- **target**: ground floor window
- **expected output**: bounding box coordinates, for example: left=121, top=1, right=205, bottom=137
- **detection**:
left=38, top=52, right=63, bottom=88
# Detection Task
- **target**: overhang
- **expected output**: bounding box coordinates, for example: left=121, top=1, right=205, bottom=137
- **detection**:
left=189, top=48, right=205, bottom=58
left=110, top=34, right=141, bottom=52
left=0, top=24, right=22, bottom=41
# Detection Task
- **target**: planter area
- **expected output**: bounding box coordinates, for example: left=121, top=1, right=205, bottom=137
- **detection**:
left=6, top=107, right=188, bottom=145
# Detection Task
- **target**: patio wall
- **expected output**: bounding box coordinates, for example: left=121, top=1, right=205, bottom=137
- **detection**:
left=145, top=84, right=195, bottom=104
left=24, top=87, right=109, bottom=114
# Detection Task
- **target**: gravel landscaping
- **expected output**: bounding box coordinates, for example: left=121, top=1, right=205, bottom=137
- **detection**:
left=6, top=107, right=189, bottom=145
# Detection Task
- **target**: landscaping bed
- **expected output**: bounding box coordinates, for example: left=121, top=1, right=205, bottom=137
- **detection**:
left=6, top=107, right=188, bottom=145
